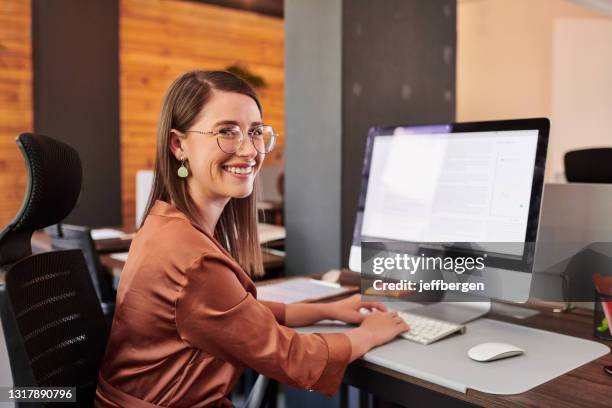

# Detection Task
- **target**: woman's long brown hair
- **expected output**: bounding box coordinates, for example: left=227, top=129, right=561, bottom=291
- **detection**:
left=142, top=70, right=264, bottom=276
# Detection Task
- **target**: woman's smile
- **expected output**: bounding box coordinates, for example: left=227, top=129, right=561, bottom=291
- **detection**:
left=221, top=160, right=257, bottom=178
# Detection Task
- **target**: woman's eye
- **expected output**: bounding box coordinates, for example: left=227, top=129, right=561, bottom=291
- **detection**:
left=219, top=128, right=240, bottom=137
left=250, top=128, right=263, bottom=136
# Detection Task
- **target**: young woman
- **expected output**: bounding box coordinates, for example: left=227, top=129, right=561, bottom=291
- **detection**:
left=95, top=70, right=409, bottom=407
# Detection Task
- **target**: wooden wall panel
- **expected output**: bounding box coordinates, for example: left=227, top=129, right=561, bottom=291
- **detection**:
left=121, top=0, right=285, bottom=227
left=0, top=0, right=31, bottom=228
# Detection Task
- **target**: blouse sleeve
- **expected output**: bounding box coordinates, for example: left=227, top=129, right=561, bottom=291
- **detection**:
left=259, top=301, right=286, bottom=324
left=175, top=254, right=352, bottom=396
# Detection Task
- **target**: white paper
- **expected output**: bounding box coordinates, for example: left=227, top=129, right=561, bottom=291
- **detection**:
left=257, top=223, right=286, bottom=244
left=110, top=252, right=129, bottom=262
left=91, top=228, right=125, bottom=240
left=257, top=278, right=346, bottom=304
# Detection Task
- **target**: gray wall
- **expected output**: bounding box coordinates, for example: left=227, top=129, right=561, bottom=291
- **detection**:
left=285, top=0, right=343, bottom=275
left=285, top=0, right=456, bottom=276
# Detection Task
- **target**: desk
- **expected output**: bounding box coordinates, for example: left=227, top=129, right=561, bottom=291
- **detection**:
left=32, top=228, right=285, bottom=278
left=32, top=227, right=133, bottom=254
left=289, top=270, right=612, bottom=408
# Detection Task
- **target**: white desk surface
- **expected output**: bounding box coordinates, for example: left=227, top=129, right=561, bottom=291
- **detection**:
left=299, top=317, right=609, bottom=395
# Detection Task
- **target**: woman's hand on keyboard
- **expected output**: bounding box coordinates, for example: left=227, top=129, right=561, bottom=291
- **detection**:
left=345, top=311, right=410, bottom=361
left=361, top=311, right=411, bottom=346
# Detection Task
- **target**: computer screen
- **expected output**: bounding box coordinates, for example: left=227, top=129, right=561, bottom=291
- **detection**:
left=362, top=129, right=537, bottom=250
left=349, top=119, right=549, bottom=303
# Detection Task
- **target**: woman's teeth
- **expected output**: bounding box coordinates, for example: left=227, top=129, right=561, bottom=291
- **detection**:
left=224, top=166, right=253, bottom=175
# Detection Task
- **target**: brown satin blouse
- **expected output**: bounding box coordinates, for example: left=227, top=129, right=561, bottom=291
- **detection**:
left=95, top=200, right=352, bottom=407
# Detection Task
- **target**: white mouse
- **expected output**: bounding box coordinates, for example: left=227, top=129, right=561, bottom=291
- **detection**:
left=467, top=342, right=525, bottom=362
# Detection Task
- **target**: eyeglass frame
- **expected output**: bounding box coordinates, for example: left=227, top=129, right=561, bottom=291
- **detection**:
left=179, top=124, right=277, bottom=155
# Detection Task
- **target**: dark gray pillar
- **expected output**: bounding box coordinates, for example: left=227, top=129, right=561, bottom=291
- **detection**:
left=286, top=0, right=456, bottom=276
left=341, top=0, right=457, bottom=264
left=33, top=0, right=121, bottom=227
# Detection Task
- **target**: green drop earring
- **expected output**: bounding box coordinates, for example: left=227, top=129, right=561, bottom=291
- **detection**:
left=177, top=157, right=189, bottom=178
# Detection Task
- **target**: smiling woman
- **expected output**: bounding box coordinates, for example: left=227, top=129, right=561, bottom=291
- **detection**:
left=142, top=71, right=266, bottom=276
left=94, top=70, right=409, bottom=407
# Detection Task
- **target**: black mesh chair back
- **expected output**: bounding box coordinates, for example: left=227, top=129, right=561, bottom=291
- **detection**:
left=1, top=250, right=108, bottom=406
left=564, top=148, right=612, bottom=183
left=0, top=133, right=82, bottom=266
left=0, top=133, right=108, bottom=407
left=45, top=224, right=115, bottom=321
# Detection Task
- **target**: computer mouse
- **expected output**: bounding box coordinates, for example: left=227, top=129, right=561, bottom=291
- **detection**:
left=467, top=342, right=525, bottom=362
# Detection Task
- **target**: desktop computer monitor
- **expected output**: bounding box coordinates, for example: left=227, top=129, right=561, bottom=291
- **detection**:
left=348, top=118, right=549, bottom=308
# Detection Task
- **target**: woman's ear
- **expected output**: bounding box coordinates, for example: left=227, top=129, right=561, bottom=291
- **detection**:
left=169, top=129, right=185, bottom=160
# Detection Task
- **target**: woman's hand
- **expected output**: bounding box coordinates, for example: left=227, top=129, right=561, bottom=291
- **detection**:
left=359, top=310, right=410, bottom=346
left=345, top=310, right=410, bottom=361
left=328, top=294, right=387, bottom=324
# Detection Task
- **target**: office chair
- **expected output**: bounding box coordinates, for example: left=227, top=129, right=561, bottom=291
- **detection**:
left=0, top=133, right=108, bottom=407
left=45, top=224, right=116, bottom=323
left=564, top=148, right=612, bottom=183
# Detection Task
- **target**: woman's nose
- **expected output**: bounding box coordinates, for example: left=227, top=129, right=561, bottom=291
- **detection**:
left=235, top=135, right=258, bottom=158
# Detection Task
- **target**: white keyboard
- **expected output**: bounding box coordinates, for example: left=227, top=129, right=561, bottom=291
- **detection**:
left=397, top=311, right=466, bottom=345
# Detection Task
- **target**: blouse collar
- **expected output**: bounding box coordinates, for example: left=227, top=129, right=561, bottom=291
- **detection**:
left=148, top=200, right=237, bottom=262
left=149, top=200, right=190, bottom=221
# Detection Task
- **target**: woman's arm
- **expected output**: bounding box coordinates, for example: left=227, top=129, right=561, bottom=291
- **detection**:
left=344, top=311, right=408, bottom=361
left=285, top=302, right=410, bottom=361
left=284, top=294, right=387, bottom=327
left=176, top=255, right=354, bottom=395
left=285, top=295, right=409, bottom=361
left=176, top=256, right=409, bottom=395
left=284, top=303, right=330, bottom=327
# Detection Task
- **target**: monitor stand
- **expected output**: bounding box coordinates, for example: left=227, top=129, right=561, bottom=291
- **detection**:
left=407, top=292, right=491, bottom=325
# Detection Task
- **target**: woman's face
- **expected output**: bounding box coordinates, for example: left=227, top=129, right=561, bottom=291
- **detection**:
left=171, top=90, right=264, bottom=202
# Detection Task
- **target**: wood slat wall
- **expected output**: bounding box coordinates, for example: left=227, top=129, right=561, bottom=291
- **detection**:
left=121, top=0, right=285, bottom=227
left=0, top=0, right=31, bottom=228
left=0, top=0, right=285, bottom=229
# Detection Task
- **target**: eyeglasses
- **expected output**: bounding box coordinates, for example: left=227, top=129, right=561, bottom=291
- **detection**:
left=183, top=124, right=277, bottom=154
